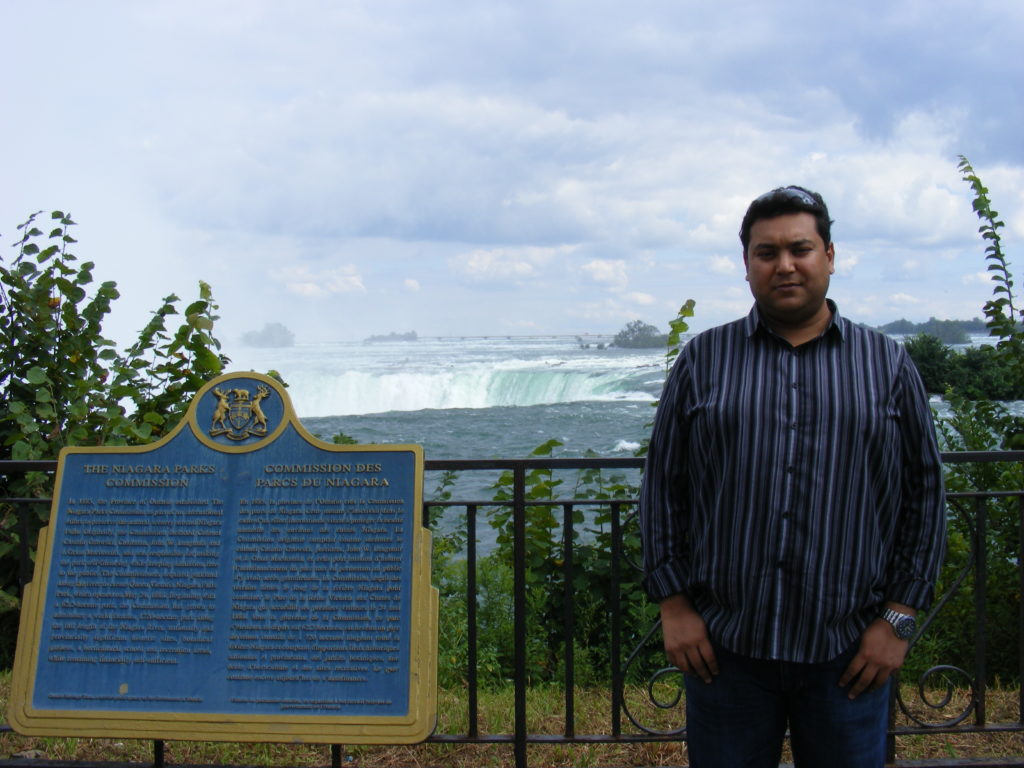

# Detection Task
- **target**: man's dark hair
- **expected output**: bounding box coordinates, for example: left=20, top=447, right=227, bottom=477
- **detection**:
left=739, top=185, right=833, bottom=251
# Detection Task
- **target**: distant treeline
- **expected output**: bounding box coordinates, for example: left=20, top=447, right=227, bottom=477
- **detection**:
left=875, top=317, right=988, bottom=345
left=365, top=330, right=418, bottom=343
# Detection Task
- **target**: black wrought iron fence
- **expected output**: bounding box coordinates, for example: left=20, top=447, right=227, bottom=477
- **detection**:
left=1, top=453, right=1022, bottom=768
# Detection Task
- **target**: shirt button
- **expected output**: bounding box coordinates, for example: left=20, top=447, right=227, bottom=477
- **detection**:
left=787, top=466, right=794, bottom=473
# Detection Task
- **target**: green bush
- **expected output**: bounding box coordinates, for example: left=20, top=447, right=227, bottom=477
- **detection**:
left=434, top=554, right=515, bottom=689
left=905, top=333, right=1024, bottom=400
left=0, top=211, right=227, bottom=665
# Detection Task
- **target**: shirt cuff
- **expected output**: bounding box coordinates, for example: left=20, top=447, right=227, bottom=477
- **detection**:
left=643, top=561, right=690, bottom=603
left=886, top=576, right=935, bottom=613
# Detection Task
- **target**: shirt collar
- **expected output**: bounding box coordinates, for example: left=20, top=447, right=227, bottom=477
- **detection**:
left=744, top=299, right=845, bottom=342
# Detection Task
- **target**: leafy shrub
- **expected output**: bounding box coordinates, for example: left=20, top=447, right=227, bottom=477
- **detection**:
left=905, top=333, right=1024, bottom=400
left=0, top=211, right=227, bottom=665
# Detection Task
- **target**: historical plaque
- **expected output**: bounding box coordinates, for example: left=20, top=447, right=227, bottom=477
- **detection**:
left=9, top=371, right=438, bottom=743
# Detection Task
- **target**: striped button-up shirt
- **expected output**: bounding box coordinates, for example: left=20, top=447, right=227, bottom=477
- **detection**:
left=639, top=302, right=946, bottom=663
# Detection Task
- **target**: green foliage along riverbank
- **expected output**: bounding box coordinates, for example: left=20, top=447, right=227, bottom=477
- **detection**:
left=904, top=332, right=1024, bottom=400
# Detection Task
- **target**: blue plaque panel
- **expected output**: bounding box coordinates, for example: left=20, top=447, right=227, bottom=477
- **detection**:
left=10, top=372, right=437, bottom=743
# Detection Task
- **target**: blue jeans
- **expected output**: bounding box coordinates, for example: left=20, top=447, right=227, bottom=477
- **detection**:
left=684, top=641, right=890, bottom=768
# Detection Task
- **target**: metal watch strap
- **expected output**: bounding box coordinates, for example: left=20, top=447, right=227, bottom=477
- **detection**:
left=880, top=607, right=916, bottom=640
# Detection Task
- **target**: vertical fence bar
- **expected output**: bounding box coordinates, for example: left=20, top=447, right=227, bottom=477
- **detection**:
left=610, top=501, right=623, bottom=737
left=152, top=740, right=164, bottom=768
left=513, top=465, right=528, bottom=768
left=562, top=501, right=576, bottom=738
left=1019, top=492, right=1023, bottom=725
left=467, top=504, right=479, bottom=738
left=331, top=744, right=342, bottom=768
left=973, top=495, right=988, bottom=726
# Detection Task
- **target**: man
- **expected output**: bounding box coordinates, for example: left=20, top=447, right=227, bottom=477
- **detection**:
left=639, top=186, right=945, bottom=767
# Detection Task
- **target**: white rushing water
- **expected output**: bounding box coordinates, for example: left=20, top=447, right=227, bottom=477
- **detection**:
left=226, top=337, right=669, bottom=418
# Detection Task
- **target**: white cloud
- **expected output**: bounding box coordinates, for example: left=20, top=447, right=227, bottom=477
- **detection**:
left=404, top=278, right=421, bottom=291
left=270, top=264, right=366, bottom=298
left=889, top=293, right=922, bottom=305
left=709, top=255, right=738, bottom=275
left=834, top=250, right=859, bottom=277
left=625, top=292, right=656, bottom=305
left=582, top=259, right=628, bottom=284
left=449, top=245, right=575, bottom=285
left=962, top=271, right=995, bottom=286
left=449, top=249, right=541, bottom=283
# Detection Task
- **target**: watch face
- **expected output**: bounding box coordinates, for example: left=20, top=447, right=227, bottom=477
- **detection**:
left=894, top=617, right=915, bottom=640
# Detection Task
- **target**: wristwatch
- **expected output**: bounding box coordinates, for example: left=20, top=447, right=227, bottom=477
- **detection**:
left=880, top=608, right=916, bottom=640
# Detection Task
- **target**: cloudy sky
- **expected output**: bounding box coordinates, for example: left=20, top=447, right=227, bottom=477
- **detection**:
left=2, top=1, right=1022, bottom=347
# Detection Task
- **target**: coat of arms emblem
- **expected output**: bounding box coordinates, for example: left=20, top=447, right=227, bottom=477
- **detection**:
left=209, top=384, right=271, bottom=440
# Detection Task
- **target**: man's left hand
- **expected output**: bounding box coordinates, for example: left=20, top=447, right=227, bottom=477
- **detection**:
left=838, top=619, right=909, bottom=699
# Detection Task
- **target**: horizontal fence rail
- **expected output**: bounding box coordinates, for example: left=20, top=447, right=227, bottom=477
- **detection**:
left=1, top=453, right=1022, bottom=768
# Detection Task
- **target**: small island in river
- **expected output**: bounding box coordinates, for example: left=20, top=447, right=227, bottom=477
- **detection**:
left=364, top=330, right=418, bottom=343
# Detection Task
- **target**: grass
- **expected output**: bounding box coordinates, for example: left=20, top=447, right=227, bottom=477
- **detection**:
left=0, top=674, right=1020, bottom=767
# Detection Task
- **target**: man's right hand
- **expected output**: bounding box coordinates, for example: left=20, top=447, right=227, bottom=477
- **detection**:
left=660, top=593, right=718, bottom=683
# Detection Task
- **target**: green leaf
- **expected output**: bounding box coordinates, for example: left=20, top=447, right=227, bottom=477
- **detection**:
left=26, top=366, right=48, bottom=385
left=530, top=439, right=564, bottom=456
left=193, top=346, right=222, bottom=374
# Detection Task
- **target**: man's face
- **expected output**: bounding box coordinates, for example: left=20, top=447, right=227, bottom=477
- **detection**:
left=744, top=212, right=834, bottom=328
